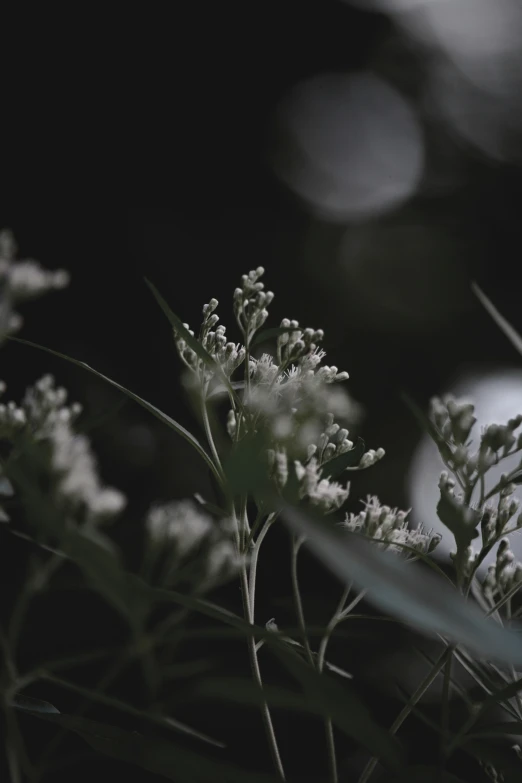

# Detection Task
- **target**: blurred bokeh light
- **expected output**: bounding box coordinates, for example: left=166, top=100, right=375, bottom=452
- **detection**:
left=271, top=71, right=424, bottom=221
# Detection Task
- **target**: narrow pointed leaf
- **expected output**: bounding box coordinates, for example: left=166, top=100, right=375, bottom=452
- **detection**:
left=145, top=279, right=239, bottom=406
left=10, top=694, right=60, bottom=714
left=321, top=438, right=366, bottom=480
left=38, top=672, right=225, bottom=748
left=282, top=504, right=522, bottom=665
left=251, top=326, right=293, bottom=347
left=9, top=336, right=218, bottom=479
left=472, top=282, right=522, bottom=357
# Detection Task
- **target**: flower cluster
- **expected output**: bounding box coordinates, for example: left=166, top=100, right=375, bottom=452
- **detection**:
left=481, top=537, right=522, bottom=605
left=343, top=495, right=441, bottom=555
left=233, top=266, right=274, bottom=340
left=0, top=375, right=126, bottom=527
left=172, top=266, right=385, bottom=509
left=174, top=297, right=246, bottom=384
left=430, top=395, right=522, bottom=478
left=144, top=499, right=241, bottom=592
left=265, top=449, right=350, bottom=513
left=0, top=229, right=69, bottom=343
left=480, top=482, right=521, bottom=549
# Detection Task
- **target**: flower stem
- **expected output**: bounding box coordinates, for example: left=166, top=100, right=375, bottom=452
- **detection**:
left=290, top=536, right=314, bottom=667
left=239, top=562, right=286, bottom=780
left=248, top=515, right=275, bottom=619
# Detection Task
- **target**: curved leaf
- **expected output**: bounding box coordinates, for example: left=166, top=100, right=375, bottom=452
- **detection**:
left=321, top=437, right=366, bottom=480
left=281, top=504, right=522, bottom=665
left=9, top=336, right=218, bottom=480
left=145, top=279, right=240, bottom=408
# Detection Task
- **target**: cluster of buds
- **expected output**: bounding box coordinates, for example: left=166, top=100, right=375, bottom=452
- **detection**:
left=430, top=395, right=522, bottom=479
left=233, top=267, right=274, bottom=340
left=174, top=297, right=246, bottom=382
left=359, top=448, right=386, bottom=470
left=294, top=457, right=350, bottom=513
left=144, top=499, right=241, bottom=593
left=22, top=374, right=83, bottom=434
left=343, top=495, right=441, bottom=555
left=430, top=396, right=476, bottom=445
left=0, top=229, right=69, bottom=343
left=0, top=381, right=27, bottom=437
left=0, top=376, right=126, bottom=526
left=277, top=319, right=324, bottom=365
left=481, top=537, right=522, bottom=605
left=480, top=483, right=522, bottom=549
left=306, top=413, right=354, bottom=465
left=266, top=449, right=350, bottom=513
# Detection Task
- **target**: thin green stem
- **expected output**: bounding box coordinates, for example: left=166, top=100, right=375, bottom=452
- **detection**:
left=440, top=644, right=455, bottom=764
left=506, top=598, right=522, bottom=719
left=248, top=516, right=275, bottom=620
left=358, top=646, right=451, bottom=783
left=290, top=536, right=314, bottom=667
left=239, top=563, right=286, bottom=780
left=200, top=388, right=226, bottom=486
left=317, top=584, right=352, bottom=675
left=316, top=583, right=352, bottom=783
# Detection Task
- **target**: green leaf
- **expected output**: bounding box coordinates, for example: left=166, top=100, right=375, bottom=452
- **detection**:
left=472, top=282, right=522, bottom=358
left=24, top=713, right=277, bottom=782
left=145, top=279, right=240, bottom=409
left=281, top=503, right=522, bottom=665
left=10, top=694, right=60, bottom=714
left=223, top=431, right=271, bottom=495
left=9, top=336, right=219, bottom=481
left=321, top=438, right=366, bottom=480
left=436, top=488, right=480, bottom=550
left=38, top=672, right=225, bottom=748
left=145, top=278, right=219, bottom=372
left=250, top=326, right=293, bottom=348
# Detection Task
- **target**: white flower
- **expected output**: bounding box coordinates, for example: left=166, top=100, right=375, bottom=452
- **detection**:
left=144, top=499, right=240, bottom=592
left=343, top=495, right=441, bottom=555
left=2, top=376, right=125, bottom=526
left=294, top=457, right=350, bottom=513
left=146, top=500, right=212, bottom=558
left=0, top=229, right=69, bottom=343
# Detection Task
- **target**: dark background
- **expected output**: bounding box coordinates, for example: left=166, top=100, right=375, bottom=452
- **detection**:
left=2, top=1, right=522, bottom=780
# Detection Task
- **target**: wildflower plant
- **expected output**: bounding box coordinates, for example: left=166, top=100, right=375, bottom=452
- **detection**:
left=4, top=235, right=522, bottom=783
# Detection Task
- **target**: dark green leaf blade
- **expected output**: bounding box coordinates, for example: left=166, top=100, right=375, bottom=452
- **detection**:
left=10, top=694, right=60, bottom=714
left=251, top=326, right=293, bottom=348
left=145, top=278, right=220, bottom=374
left=281, top=504, right=522, bottom=665
left=321, top=438, right=366, bottom=480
